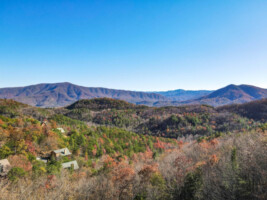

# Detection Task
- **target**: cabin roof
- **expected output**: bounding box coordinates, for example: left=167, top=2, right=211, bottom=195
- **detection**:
left=62, top=160, right=79, bottom=170
left=0, top=159, right=10, bottom=166
left=52, top=148, right=71, bottom=156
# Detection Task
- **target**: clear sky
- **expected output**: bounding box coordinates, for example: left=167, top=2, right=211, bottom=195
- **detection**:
left=0, top=0, right=267, bottom=91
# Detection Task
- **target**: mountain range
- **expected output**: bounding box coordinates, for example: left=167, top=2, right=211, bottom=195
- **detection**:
left=0, top=82, right=266, bottom=107
left=0, top=82, right=166, bottom=107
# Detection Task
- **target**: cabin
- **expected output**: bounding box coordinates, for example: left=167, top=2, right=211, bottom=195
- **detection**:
left=51, top=148, right=71, bottom=160
left=62, top=160, right=79, bottom=170
left=36, top=156, right=48, bottom=163
left=0, top=159, right=11, bottom=176
left=57, top=128, right=65, bottom=133
left=36, top=148, right=79, bottom=170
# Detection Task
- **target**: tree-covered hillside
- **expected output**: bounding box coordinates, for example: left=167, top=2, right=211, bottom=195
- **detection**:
left=56, top=98, right=261, bottom=139
left=0, top=98, right=266, bottom=200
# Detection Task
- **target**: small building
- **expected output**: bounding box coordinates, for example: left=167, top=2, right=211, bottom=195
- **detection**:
left=36, top=156, right=48, bottom=163
left=0, top=159, right=11, bottom=176
left=57, top=128, right=65, bottom=134
left=62, top=160, right=79, bottom=170
left=51, top=148, right=71, bottom=160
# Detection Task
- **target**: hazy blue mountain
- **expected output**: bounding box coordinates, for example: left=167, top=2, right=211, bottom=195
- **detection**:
left=154, top=89, right=213, bottom=101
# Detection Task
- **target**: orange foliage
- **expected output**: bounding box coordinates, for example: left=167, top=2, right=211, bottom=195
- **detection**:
left=177, top=140, right=184, bottom=148
left=139, top=147, right=153, bottom=160
left=195, top=161, right=206, bottom=168
left=71, top=171, right=87, bottom=180
left=50, top=121, right=57, bottom=129
left=199, top=140, right=210, bottom=149
left=112, top=163, right=135, bottom=184
left=153, top=139, right=165, bottom=150
left=131, top=153, right=138, bottom=162
left=138, top=164, right=158, bottom=180
left=199, top=138, right=219, bottom=150
left=210, top=139, right=219, bottom=146
left=99, top=138, right=104, bottom=145
left=8, top=155, right=32, bottom=172
left=25, top=140, right=37, bottom=155
left=209, top=154, right=219, bottom=165
left=92, top=148, right=97, bottom=156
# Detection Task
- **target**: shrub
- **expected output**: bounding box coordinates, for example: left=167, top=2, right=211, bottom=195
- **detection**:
left=8, top=167, right=26, bottom=182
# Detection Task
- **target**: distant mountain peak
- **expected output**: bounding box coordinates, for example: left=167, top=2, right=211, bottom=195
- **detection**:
left=187, top=84, right=267, bottom=106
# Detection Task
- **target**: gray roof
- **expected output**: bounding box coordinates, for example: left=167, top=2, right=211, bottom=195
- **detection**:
left=52, top=148, right=71, bottom=156
left=36, top=157, right=48, bottom=163
left=0, top=159, right=11, bottom=175
left=0, top=159, right=10, bottom=166
left=62, top=160, right=79, bottom=170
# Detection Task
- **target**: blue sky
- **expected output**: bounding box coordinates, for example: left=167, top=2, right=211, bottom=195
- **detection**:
left=0, top=0, right=267, bottom=91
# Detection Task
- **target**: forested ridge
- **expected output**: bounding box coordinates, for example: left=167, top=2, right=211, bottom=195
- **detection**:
left=0, top=98, right=266, bottom=200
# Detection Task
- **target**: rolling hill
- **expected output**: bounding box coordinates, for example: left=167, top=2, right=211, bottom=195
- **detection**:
left=1, top=97, right=263, bottom=139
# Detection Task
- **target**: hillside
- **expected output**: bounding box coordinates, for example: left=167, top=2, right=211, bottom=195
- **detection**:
left=218, top=98, right=267, bottom=122
left=0, top=82, right=167, bottom=107
left=1, top=98, right=264, bottom=139
left=57, top=98, right=263, bottom=139
left=0, top=98, right=266, bottom=200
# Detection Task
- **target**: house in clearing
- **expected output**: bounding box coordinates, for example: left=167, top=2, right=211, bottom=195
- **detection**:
left=51, top=148, right=71, bottom=160
left=37, top=148, right=79, bottom=170
left=0, top=159, right=11, bottom=176
left=62, top=160, right=79, bottom=170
